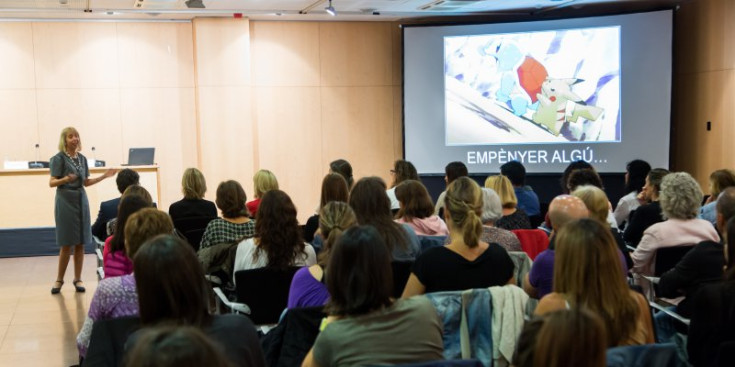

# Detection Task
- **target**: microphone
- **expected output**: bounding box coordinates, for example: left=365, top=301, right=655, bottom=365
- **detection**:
left=92, top=146, right=96, bottom=161
left=34, top=143, right=39, bottom=162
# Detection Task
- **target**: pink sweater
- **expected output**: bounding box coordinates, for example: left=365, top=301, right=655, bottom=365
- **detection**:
left=631, top=218, right=720, bottom=276
left=102, top=235, right=133, bottom=278
left=396, top=215, right=449, bottom=236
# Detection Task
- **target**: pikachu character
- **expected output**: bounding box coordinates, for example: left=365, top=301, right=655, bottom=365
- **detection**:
left=532, top=78, right=604, bottom=136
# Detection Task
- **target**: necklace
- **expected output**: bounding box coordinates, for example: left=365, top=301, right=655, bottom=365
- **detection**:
left=64, top=151, right=83, bottom=173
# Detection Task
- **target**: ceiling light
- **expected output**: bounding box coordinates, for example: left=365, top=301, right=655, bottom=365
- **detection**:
left=185, top=0, right=205, bottom=9
left=325, top=0, right=336, bottom=16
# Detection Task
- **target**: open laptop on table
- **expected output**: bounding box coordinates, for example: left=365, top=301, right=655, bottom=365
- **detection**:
left=122, top=147, right=155, bottom=166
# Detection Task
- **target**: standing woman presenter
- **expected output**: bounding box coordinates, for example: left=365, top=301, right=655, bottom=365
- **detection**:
left=49, top=127, right=117, bottom=294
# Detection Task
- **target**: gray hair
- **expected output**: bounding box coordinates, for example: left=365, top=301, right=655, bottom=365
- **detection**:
left=660, top=172, right=703, bottom=220
left=481, top=188, right=503, bottom=224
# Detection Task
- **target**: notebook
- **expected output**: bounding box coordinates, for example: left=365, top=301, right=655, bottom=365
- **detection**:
left=124, top=147, right=155, bottom=166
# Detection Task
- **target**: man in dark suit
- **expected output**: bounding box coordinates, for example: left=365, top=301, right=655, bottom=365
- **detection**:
left=91, top=169, right=139, bottom=240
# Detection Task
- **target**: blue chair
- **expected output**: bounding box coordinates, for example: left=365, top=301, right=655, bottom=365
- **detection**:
left=606, top=343, right=687, bottom=367
left=419, top=235, right=447, bottom=253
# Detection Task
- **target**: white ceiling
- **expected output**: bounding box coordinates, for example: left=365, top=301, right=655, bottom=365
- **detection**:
left=0, top=0, right=684, bottom=21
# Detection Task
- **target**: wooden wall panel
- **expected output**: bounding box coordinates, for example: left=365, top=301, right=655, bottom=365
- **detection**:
left=0, top=23, right=36, bottom=89
left=391, top=22, right=402, bottom=87
left=35, top=89, right=123, bottom=165
left=676, top=0, right=735, bottom=74
left=319, top=22, right=393, bottom=87
left=32, top=23, right=119, bottom=89
left=250, top=22, right=320, bottom=87
left=320, top=86, right=396, bottom=185
left=196, top=86, right=256, bottom=200
left=119, top=88, right=197, bottom=208
left=116, top=22, right=195, bottom=88
left=254, top=87, right=323, bottom=221
left=0, top=91, right=39, bottom=162
left=193, top=18, right=250, bottom=87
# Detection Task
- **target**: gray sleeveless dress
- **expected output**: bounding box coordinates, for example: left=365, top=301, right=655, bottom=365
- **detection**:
left=50, top=152, right=92, bottom=247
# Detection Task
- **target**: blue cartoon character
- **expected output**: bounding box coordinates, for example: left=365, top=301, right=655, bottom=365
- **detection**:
left=488, top=42, right=549, bottom=117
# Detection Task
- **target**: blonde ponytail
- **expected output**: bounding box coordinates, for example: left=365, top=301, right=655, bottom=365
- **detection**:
left=445, top=177, right=484, bottom=247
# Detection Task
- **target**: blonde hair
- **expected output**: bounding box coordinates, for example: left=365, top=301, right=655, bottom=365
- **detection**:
left=124, top=208, right=174, bottom=259
left=253, top=169, right=279, bottom=198
left=444, top=177, right=483, bottom=247
left=554, top=218, right=639, bottom=346
left=485, top=175, right=517, bottom=209
left=181, top=168, right=207, bottom=200
left=58, top=126, right=81, bottom=152
left=318, top=202, right=357, bottom=267
left=571, top=185, right=609, bottom=225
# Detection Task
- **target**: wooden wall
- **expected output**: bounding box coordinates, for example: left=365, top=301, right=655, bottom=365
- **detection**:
left=673, top=0, right=735, bottom=186
left=0, top=19, right=402, bottom=225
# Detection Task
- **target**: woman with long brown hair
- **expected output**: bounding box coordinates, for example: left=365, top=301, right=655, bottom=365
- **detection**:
left=232, top=190, right=316, bottom=282
left=394, top=180, right=448, bottom=236
left=303, top=173, right=350, bottom=243
left=402, top=177, right=514, bottom=297
left=535, top=218, right=654, bottom=346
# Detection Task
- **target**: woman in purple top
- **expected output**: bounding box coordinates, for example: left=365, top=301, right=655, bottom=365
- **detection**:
left=287, top=202, right=356, bottom=309
left=76, top=209, right=174, bottom=358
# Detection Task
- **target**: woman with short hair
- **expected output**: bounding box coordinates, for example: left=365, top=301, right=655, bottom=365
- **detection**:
left=572, top=185, right=631, bottom=268
left=246, top=169, right=279, bottom=218
left=623, top=168, right=670, bottom=247
left=402, top=177, right=515, bottom=297
left=632, top=172, right=720, bottom=277
left=329, top=159, right=354, bottom=189
left=614, top=160, right=651, bottom=227
left=485, top=175, right=532, bottom=230
left=199, top=180, right=255, bottom=250
left=232, top=190, right=316, bottom=282
left=535, top=218, right=654, bottom=346
left=169, top=167, right=217, bottom=222
left=699, top=168, right=735, bottom=225
left=394, top=180, right=448, bottom=236
left=302, top=226, right=443, bottom=367
left=475, top=187, right=521, bottom=252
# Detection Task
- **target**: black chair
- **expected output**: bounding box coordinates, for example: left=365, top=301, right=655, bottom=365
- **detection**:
left=418, top=235, right=447, bottom=254
left=82, top=316, right=140, bottom=367
left=392, top=261, right=414, bottom=298
left=216, top=266, right=301, bottom=326
left=173, top=216, right=215, bottom=251
left=654, top=246, right=695, bottom=276
left=262, top=306, right=327, bottom=367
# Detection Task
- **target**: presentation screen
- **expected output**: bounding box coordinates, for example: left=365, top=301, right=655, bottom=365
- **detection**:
left=404, top=10, right=672, bottom=174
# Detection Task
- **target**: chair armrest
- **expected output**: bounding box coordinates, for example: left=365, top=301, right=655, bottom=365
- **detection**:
left=97, top=267, right=104, bottom=280
left=649, top=302, right=690, bottom=326
left=626, top=245, right=636, bottom=252
left=642, top=275, right=660, bottom=284
left=213, top=287, right=251, bottom=315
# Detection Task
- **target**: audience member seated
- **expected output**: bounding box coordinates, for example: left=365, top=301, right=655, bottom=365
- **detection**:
left=288, top=202, right=356, bottom=309
left=631, top=172, right=720, bottom=278
left=623, top=168, right=669, bottom=247
left=387, top=160, right=419, bottom=211
left=102, top=185, right=154, bottom=266
left=572, top=185, right=632, bottom=269
left=303, top=173, right=349, bottom=244
left=131, top=235, right=266, bottom=367
left=513, top=308, right=607, bottom=367
left=350, top=177, right=420, bottom=261
left=302, top=226, right=444, bottom=366
left=91, top=168, right=139, bottom=240
left=659, top=187, right=735, bottom=318
left=614, top=160, right=651, bottom=229
left=246, top=169, right=279, bottom=218
left=103, top=195, right=152, bottom=277
left=77, top=209, right=173, bottom=358
left=124, top=326, right=233, bottom=367
left=395, top=180, right=449, bottom=236
left=699, top=168, right=735, bottom=226
left=566, top=168, right=618, bottom=229
left=687, top=216, right=735, bottom=367
left=523, top=195, right=589, bottom=300
left=501, top=160, right=540, bottom=217
left=233, top=190, right=316, bottom=282
left=560, top=160, right=594, bottom=194
left=199, top=180, right=255, bottom=250
left=434, top=161, right=468, bottom=216
left=168, top=167, right=217, bottom=222
left=106, top=185, right=154, bottom=237
left=402, top=177, right=514, bottom=297
left=485, top=175, right=532, bottom=230
left=535, top=218, right=654, bottom=346
left=329, top=158, right=354, bottom=189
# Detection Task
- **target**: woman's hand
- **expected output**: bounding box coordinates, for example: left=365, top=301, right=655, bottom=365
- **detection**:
left=103, top=169, right=118, bottom=178
left=66, top=173, right=78, bottom=183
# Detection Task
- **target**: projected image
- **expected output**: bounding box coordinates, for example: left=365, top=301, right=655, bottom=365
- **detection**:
left=444, top=26, right=621, bottom=145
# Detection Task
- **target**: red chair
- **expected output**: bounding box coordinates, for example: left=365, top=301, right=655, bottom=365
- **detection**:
left=511, top=229, right=549, bottom=260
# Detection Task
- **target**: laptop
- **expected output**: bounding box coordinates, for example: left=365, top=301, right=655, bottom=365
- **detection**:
left=124, top=147, right=155, bottom=166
